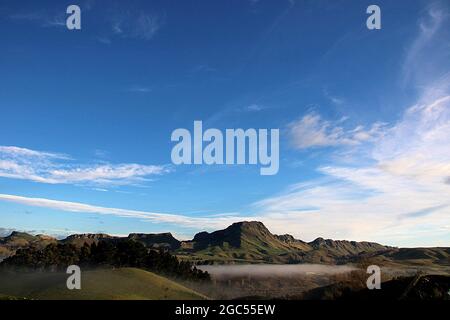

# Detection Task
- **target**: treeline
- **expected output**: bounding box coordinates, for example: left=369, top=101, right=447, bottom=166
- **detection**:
left=1, top=240, right=210, bottom=281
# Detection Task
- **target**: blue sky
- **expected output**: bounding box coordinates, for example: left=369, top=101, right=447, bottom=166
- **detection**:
left=0, top=0, right=449, bottom=246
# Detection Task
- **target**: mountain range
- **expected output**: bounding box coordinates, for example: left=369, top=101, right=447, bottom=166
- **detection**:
left=1, top=221, right=449, bottom=266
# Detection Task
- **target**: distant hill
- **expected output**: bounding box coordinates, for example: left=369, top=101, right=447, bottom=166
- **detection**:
left=301, top=274, right=450, bottom=300
left=1, top=221, right=448, bottom=266
left=0, top=268, right=206, bottom=300
left=128, top=232, right=181, bottom=250
left=178, top=221, right=392, bottom=264
left=61, top=232, right=181, bottom=250
left=183, top=221, right=303, bottom=261
left=0, top=231, right=56, bottom=261
left=346, top=247, right=450, bottom=267
left=61, top=233, right=118, bottom=247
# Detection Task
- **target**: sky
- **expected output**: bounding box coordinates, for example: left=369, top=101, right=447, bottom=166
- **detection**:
left=0, top=0, right=449, bottom=247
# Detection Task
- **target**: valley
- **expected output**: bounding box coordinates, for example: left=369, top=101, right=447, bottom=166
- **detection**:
left=0, top=221, right=448, bottom=300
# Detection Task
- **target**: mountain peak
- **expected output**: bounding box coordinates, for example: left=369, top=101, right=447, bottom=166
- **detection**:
left=9, top=231, right=31, bottom=237
left=6, top=231, right=36, bottom=241
left=128, top=232, right=181, bottom=250
left=65, top=233, right=112, bottom=240
left=229, top=221, right=269, bottom=232
left=191, top=221, right=286, bottom=253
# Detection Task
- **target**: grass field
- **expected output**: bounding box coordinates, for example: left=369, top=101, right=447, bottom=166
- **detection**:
left=0, top=268, right=207, bottom=300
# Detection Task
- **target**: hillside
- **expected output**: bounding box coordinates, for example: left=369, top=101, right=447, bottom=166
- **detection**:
left=180, top=221, right=304, bottom=263
left=347, top=247, right=450, bottom=268
left=177, top=222, right=449, bottom=266
left=61, top=233, right=119, bottom=247
left=178, top=221, right=391, bottom=264
left=301, top=274, right=450, bottom=300
left=0, top=268, right=206, bottom=300
left=128, top=232, right=181, bottom=250
left=61, top=232, right=181, bottom=250
left=0, top=231, right=56, bottom=261
left=1, top=221, right=448, bottom=266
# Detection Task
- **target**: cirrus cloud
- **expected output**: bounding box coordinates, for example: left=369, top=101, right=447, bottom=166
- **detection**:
left=288, top=113, right=386, bottom=149
left=255, top=94, right=450, bottom=247
left=0, top=193, right=249, bottom=232
left=0, top=146, right=169, bottom=186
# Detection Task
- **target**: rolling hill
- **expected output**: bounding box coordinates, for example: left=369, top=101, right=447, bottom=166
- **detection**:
left=1, top=221, right=448, bottom=266
left=0, top=231, right=56, bottom=261
left=62, top=232, right=181, bottom=250
left=128, top=232, right=181, bottom=250
left=177, top=221, right=392, bottom=264
left=0, top=267, right=206, bottom=300
left=301, top=274, right=450, bottom=300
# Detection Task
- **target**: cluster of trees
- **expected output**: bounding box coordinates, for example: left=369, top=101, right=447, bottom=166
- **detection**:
left=1, top=240, right=210, bottom=281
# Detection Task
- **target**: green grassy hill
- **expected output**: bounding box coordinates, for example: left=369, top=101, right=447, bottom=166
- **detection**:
left=0, top=268, right=207, bottom=300
left=2, top=222, right=447, bottom=266
left=0, top=231, right=56, bottom=261
left=178, top=221, right=312, bottom=263
left=178, top=221, right=391, bottom=264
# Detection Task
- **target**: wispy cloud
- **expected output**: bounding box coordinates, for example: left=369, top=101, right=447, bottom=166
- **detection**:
left=0, top=228, right=15, bottom=237
left=9, top=11, right=66, bottom=28
left=288, top=113, right=385, bottom=149
left=323, top=89, right=345, bottom=106
left=9, top=12, right=43, bottom=22
left=0, top=194, right=249, bottom=231
left=191, top=65, right=217, bottom=74
left=400, top=204, right=449, bottom=219
left=0, top=146, right=169, bottom=186
left=43, top=14, right=66, bottom=28
left=244, top=104, right=265, bottom=112
left=133, top=13, right=161, bottom=40
left=126, top=85, right=152, bottom=93
left=97, top=37, right=112, bottom=45
left=110, top=12, right=163, bottom=41
left=255, top=93, right=450, bottom=246
left=257, top=4, right=450, bottom=246
left=402, top=2, right=449, bottom=87
left=10, top=5, right=164, bottom=42
left=0, top=146, right=69, bottom=160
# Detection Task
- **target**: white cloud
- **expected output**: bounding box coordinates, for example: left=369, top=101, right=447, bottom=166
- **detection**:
left=48, top=164, right=166, bottom=184
left=255, top=5, right=450, bottom=247
left=0, top=146, right=68, bottom=159
left=255, top=94, right=450, bottom=247
left=288, top=113, right=385, bottom=149
left=260, top=5, right=450, bottom=246
left=0, top=194, right=249, bottom=231
left=3, top=91, right=449, bottom=248
left=0, top=146, right=168, bottom=186
left=0, top=228, right=15, bottom=237
left=374, top=96, right=450, bottom=183
left=402, top=3, right=450, bottom=87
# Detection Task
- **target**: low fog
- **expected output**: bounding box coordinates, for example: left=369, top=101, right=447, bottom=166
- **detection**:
left=198, top=264, right=358, bottom=279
